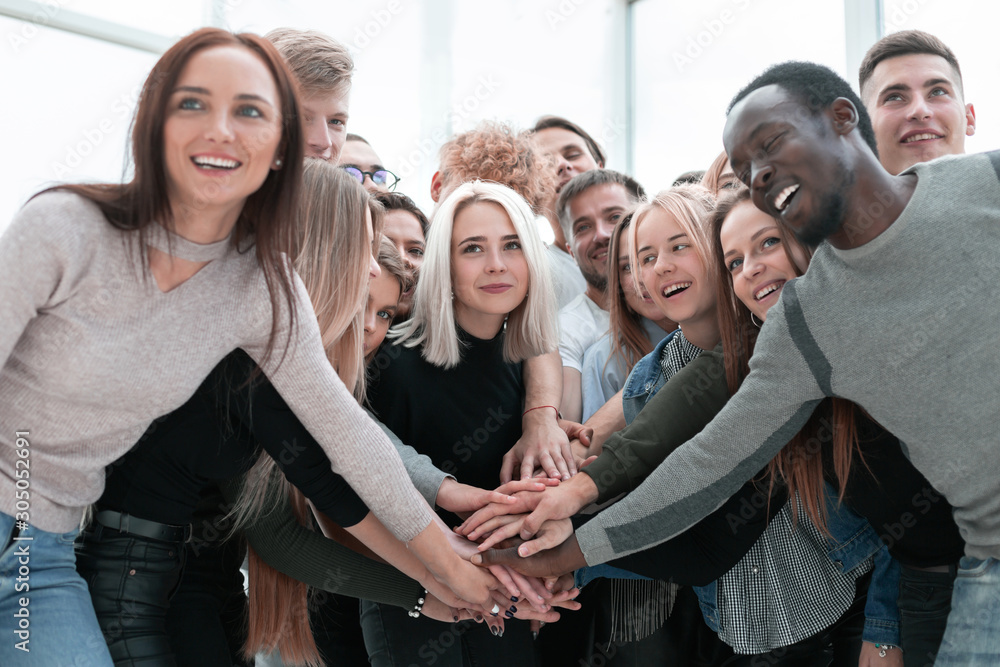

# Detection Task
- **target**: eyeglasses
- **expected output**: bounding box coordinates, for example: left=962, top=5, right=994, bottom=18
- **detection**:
left=341, top=166, right=400, bottom=191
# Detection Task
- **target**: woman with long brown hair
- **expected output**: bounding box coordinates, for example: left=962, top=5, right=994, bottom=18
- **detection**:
left=0, top=29, right=488, bottom=667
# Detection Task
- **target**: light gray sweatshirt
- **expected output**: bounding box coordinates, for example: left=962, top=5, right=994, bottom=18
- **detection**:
left=577, top=152, right=1000, bottom=562
left=0, top=191, right=433, bottom=539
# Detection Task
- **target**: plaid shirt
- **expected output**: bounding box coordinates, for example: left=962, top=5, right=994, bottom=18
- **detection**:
left=713, top=498, right=872, bottom=654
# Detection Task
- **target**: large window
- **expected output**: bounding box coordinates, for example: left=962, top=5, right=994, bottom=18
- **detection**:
left=628, top=0, right=998, bottom=192
left=1, top=0, right=626, bottom=232
left=2, top=0, right=995, bottom=233
left=0, top=16, right=159, bottom=227
left=629, top=0, right=847, bottom=191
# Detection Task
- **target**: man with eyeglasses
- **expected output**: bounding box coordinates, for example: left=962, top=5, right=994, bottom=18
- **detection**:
left=340, top=133, right=400, bottom=193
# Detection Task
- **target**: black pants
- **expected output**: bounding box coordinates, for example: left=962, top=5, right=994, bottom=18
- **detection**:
left=166, top=538, right=251, bottom=667
left=897, top=565, right=956, bottom=667
left=309, top=592, right=369, bottom=667
left=76, top=524, right=187, bottom=666
left=588, top=581, right=734, bottom=667
left=360, top=599, right=536, bottom=667
left=76, top=524, right=251, bottom=667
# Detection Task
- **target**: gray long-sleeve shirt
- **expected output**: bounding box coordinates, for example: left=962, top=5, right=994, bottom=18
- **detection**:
left=577, top=151, right=1000, bottom=562
left=0, top=192, right=433, bottom=539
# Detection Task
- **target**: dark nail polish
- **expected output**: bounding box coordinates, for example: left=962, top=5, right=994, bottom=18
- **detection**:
left=511, top=596, right=518, bottom=602
left=490, top=625, right=498, bottom=636
left=490, top=611, right=498, bottom=617
left=532, top=631, right=538, bottom=640
left=475, top=614, right=483, bottom=622
left=509, top=605, right=517, bottom=613
left=504, top=610, right=513, bottom=618
left=453, top=615, right=459, bottom=622
left=498, top=629, right=504, bottom=638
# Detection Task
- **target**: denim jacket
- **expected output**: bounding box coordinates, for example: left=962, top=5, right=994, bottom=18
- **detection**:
left=621, top=330, right=678, bottom=423
left=620, top=341, right=901, bottom=647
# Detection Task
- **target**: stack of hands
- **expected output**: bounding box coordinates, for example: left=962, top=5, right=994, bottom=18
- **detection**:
left=423, top=416, right=602, bottom=636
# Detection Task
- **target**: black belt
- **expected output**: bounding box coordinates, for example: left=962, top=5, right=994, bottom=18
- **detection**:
left=94, top=510, right=192, bottom=544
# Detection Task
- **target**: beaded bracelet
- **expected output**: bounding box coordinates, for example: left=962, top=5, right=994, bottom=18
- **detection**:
left=408, top=589, right=428, bottom=618
left=875, top=643, right=897, bottom=658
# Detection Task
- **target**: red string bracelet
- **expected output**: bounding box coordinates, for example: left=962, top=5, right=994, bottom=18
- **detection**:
left=522, top=405, right=561, bottom=419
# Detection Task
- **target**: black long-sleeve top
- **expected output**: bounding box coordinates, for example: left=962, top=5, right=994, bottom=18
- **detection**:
left=824, top=418, right=964, bottom=568
left=367, top=327, right=523, bottom=527
left=601, top=475, right=786, bottom=586
left=99, top=350, right=368, bottom=527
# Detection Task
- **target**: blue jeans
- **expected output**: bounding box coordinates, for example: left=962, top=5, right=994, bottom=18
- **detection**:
left=0, top=512, right=113, bottom=666
left=934, top=557, right=1000, bottom=666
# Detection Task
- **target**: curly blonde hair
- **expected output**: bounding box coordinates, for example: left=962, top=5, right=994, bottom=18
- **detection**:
left=437, top=121, right=557, bottom=215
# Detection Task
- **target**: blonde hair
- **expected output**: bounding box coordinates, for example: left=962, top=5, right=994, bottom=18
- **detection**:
left=240, top=160, right=380, bottom=667
left=267, top=28, right=354, bottom=98
left=393, top=181, right=557, bottom=368
left=700, top=150, right=738, bottom=195
left=627, top=184, right=717, bottom=302
left=293, top=159, right=381, bottom=400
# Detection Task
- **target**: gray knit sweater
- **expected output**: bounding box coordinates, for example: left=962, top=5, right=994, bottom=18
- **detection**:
left=577, top=151, right=1000, bottom=562
left=0, top=191, right=433, bottom=539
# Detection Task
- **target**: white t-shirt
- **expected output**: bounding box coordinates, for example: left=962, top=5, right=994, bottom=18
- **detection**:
left=546, top=244, right=587, bottom=310
left=557, top=293, right=610, bottom=373
left=580, top=318, right=674, bottom=420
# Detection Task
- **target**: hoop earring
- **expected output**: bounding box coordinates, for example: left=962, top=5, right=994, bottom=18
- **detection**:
left=750, top=313, right=764, bottom=329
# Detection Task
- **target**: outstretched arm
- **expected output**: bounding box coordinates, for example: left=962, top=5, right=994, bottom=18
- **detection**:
left=223, top=478, right=425, bottom=609
left=459, top=350, right=730, bottom=542
left=571, top=308, right=825, bottom=565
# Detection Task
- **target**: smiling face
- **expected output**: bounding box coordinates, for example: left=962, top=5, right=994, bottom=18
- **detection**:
left=863, top=53, right=975, bottom=175
left=162, top=45, right=283, bottom=220
left=163, top=46, right=281, bottom=224
left=719, top=200, right=808, bottom=321
left=618, top=229, right=668, bottom=323
left=450, top=201, right=530, bottom=338
left=567, top=183, right=632, bottom=291
left=535, top=126, right=602, bottom=193
left=635, top=207, right=716, bottom=336
left=301, top=90, right=350, bottom=162
left=724, top=84, right=854, bottom=247
left=363, top=269, right=402, bottom=356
